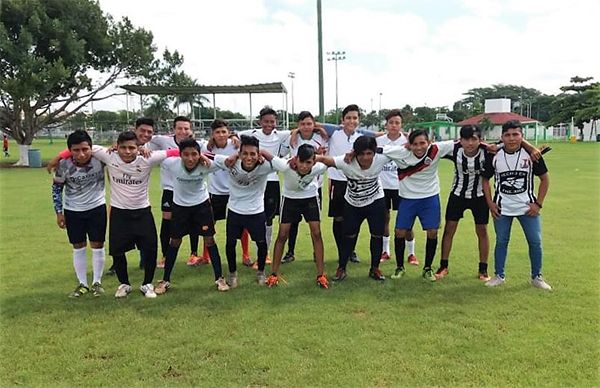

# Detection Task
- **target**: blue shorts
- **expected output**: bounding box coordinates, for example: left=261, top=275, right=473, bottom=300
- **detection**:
left=395, top=195, right=441, bottom=230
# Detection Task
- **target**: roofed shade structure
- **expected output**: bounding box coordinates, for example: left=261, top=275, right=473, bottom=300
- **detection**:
left=120, top=82, right=287, bottom=95
left=458, top=112, right=537, bottom=126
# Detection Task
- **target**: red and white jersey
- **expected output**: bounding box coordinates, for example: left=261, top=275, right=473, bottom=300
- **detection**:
left=376, top=133, right=408, bottom=190
left=237, top=129, right=291, bottom=182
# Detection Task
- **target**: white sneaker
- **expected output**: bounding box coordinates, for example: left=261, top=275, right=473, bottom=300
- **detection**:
left=227, top=272, right=238, bottom=288
left=256, top=270, right=266, bottom=285
left=531, top=276, right=552, bottom=290
left=140, top=283, right=157, bottom=298
left=114, top=284, right=132, bottom=298
left=485, top=275, right=506, bottom=287
left=215, top=277, right=230, bottom=292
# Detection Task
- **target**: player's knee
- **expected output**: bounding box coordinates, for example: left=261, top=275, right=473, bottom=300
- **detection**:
left=73, top=242, right=87, bottom=249
left=90, top=241, right=104, bottom=249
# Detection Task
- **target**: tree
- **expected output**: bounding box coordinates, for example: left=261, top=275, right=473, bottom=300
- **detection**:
left=0, top=0, right=165, bottom=165
left=413, top=106, right=437, bottom=122
left=547, top=76, right=599, bottom=138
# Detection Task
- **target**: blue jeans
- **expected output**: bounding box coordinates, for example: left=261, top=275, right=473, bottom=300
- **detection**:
left=493, top=214, right=543, bottom=279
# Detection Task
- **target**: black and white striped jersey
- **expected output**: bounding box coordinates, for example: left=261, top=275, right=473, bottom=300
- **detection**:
left=448, top=144, right=488, bottom=199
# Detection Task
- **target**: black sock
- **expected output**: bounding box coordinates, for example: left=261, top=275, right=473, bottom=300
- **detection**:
left=189, top=233, right=199, bottom=255
left=207, top=244, right=223, bottom=280
left=332, top=220, right=344, bottom=255
left=394, top=237, right=406, bottom=268
left=424, top=238, right=437, bottom=270
left=287, top=221, right=299, bottom=254
left=159, top=219, right=171, bottom=257
left=479, top=262, right=488, bottom=273
left=440, top=259, right=449, bottom=269
left=163, top=245, right=180, bottom=282
left=256, top=241, right=268, bottom=271
left=142, top=248, right=157, bottom=285
left=225, top=238, right=237, bottom=273
left=112, top=254, right=129, bottom=285
left=370, top=236, right=383, bottom=269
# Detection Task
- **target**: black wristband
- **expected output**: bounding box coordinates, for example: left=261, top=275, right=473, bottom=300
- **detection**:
left=534, top=201, right=542, bottom=208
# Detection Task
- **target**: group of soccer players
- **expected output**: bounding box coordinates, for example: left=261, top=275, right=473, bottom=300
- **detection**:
left=51, top=103, right=552, bottom=299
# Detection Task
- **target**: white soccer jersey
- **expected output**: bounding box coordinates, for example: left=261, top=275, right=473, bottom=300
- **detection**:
left=163, top=158, right=219, bottom=207
left=237, top=129, right=291, bottom=182
left=327, top=130, right=362, bottom=181
left=376, top=134, right=408, bottom=190
left=383, top=140, right=455, bottom=199
left=271, top=158, right=327, bottom=199
left=212, top=154, right=275, bottom=214
left=333, top=154, right=389, bottom=207
left=54, top=157, right=106, bottom=211
left=90, top=146, right=171, bottom=209
left=289, top=133, right=327, bottom=188
left=146, top=135, right=206, bottom=191
left=205, top=139, right=237, bottom=195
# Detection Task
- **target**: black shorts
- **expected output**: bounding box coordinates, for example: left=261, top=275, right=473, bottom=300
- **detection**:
left=445, top=194, right=489, bottom=225
left=328, top=179, right=347, bottom=218
left=383, top=189, right=399, bottom=211
left=64, top=204, right=107, bottom=244
left=161, top=190, right=174, bottom=212
left=264, top=181, right=280, bottom=223
left=171, top=200, right=216, bottom=239
left=343, top=198, right=386, bottom=236
left=109, top=207, right=157, bottom=256
left=210, top=194, right=229, bottom=221
left=227, top=210, right=266, bottom=242
left=280, top=196, right=321, bottom=224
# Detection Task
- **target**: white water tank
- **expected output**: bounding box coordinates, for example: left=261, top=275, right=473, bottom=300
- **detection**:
left=485, top=98, right=511, bottom=113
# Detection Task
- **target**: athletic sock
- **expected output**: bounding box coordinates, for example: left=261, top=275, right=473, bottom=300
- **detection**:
left=91, top=248, right=105, bottom=284
left=265, top=225, right=273, bottom=254
left=383, top=236, right=390, bottom=254
left=207, top=244, right=223, bottom=279
left=112, top=254, right=129, bottom=285
left=479, top=262, right=488, bottom=273
left=73, top=247, right=88, bottom=287
left=189, top=233, right=199, bottom=256
left=226, top=238, right=237, bottom=273
left=288, top=221, right=299, bottom=254
left=394, top=237, right=406, bottom=268
left=203, top=244, right=210, bottom=260
left=370, top=236, right=383, bottom=268
left=241, top=229, right=250, bottom=258
left=424, top=237, right=438, bottom=269
left=159, top=219, right=171, bottom=257
left=163, top=245, right=180, bottom=282
left=142, top=249, right=157, bottom=285
left=407, top=238, right=415, bottom=256
left=440, top=259, right=449, bottom=269
left=256, top=241, right=268, bottom=271
left=332, top=220, right=344, bottom=255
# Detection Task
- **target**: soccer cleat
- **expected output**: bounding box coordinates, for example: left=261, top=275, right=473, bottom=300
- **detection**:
left=332, top=267, right=347, bottom=282
left=215, top=277, right=230, bottom=292
left=155, top=280, right=170, bottom=295
left=114, top=284, right=132, bottom=298
left=68, top=283, right=89, bottom=298
left=368, top=267, right=386, bottom=281
left=140, top=283, right=157, bottom=298
left=478, top=272, right=491, bottom=281
left=316, top=274, right=329, bottom=289
left=407, top=254, right=419, bottom=266
left=485, top=275, right=506, bottom=287
left=391, top=267, right=406, bottom=280
left=349, top=252, right=361, bottom=263
left=186, top=255, right=201, bottom=266
left=242, top=257, right=254, bottom=268
left=531, top=276, right=552, bottom=291
left=282, top=252, right=296, bottom=264
left=380, top=252, right=390, bottom=262
left=256, top=270, right=266, bottom=285
left=91, top=282, right=104, bottom=297
left=266, top=274, right=279, bottom=288
left=227, top=272, right=238, bottom=289
left=422, top=268, right=436, bottom=282
left=435, top=267, right=449, bottom=280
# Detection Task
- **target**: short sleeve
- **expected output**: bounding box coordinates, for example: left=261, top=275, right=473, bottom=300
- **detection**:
left=532, top=156, right=548, bottom=176
left=435, top=140, right=456, bottom=157
left=482, top=153, right=495, bottom=179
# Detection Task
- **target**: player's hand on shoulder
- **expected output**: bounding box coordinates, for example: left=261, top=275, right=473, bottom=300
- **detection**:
left=47, top=155, right=61, bottom=174
left=138, top=147, right=152, bottom=158
left=224, top=153, right=238, bottom=168
left=343, top=150, right=355, bottom=164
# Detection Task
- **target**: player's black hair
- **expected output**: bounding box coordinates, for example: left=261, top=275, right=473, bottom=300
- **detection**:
left=342, top=104, right=360, bottom=119
left=135, top=117, right=155, bottom=128
left=297, top=111, right=315, bottom=121
left=67, top=130, right=92, bottom=149
left=259, top=106, right=277, bottom=119
left=210, top=119, right=229, bottom=131
left=178, top=138, right=201, bottom=153
left=240, top=135, right=259, bottom=150
left=408, top=129, right=429, bottom=144
left=173, top=116, right=191, bottom=127
left=502, top=120, right=522, bottom=133
left=353, top=135, right=377, bottom=154
left=460, top=125, right=482, bottom=140
left=297, top=144, right=316, bottom=162
left=117, top=131, right=138, bottom=144
left=385, top=109, right=403, bottom=121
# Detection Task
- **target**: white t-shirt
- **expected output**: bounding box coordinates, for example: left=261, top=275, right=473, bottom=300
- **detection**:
left=289, top=133, right=327, bottom=188
left=271, top=158, right=327, bottom=199
left=383, top=140, right=455, bottom=199
left=376, top=134, right=407, bottom=190
left=333, top=154, right=389, bottom=207
left=163, top=158, right=218, bottom=207
left=54, top=157, right=106, bottom=211
left=327, top=130, right=362, bottom=181
left=91, top=146, right=170, bottom=209
left=205, top=139, right=237, bottom=195
left=237, top=129, right=291, bottom=182
left=212, top=154, right=275, bottom=215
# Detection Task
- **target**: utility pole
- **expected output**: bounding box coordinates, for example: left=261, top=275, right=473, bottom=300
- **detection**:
left=317, top=0, right=324, bottom=122
left=288, top=72, right=295, bottom=116
left=327, top=51, right=346, bottom=123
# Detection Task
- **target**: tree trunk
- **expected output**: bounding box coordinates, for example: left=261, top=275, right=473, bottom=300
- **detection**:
left=11, top=105, right=38, bottom=166
left=15, top=144, right=31, bottom=166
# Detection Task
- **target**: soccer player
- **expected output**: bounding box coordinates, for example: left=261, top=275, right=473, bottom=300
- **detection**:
left=146, top=116, right=204, bottom=268
left=377, top=109, right=418, bottom=265
left=265, top=143, right=329, bottom=288
left=52, top=130, right=106, bottom=297
left=482, top=120, right=552, bottom=290
left=3, top=134, right=9, bottom=157
left=155, top=139, right=228, bottom=294
left=211, top=135, right=279, bottom=286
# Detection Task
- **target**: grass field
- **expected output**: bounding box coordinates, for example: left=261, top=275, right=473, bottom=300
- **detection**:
left=0, top=139, right=599, bottom=386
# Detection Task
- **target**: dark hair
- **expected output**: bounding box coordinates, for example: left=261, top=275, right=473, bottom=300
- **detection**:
left=178, top=138, right=201, bottom=153
left=117, top=131, right=138, bottom=144
left=297, top=144, right=316, bottom=161
left=240, top=135, right=259, bottom=150
left=173, top=116, right=191, bottom=127
left=353, top=136, right=377, bottom=154
left=259, top=106, right=277, bottom=119
left=460, top=125, right=482, bottom=140
left=67, top=130, right=92, bottom=149
left=502, top=120, right=522, bottom=133
left=135, top=117, right=154, bottom=128
left=408, top=129, right=428, bottom=144
left=385, top=109, right=403, bottom=121
left=297, top=111, right=315, bottom=122
left=211, top=119, right=229, bottom=131
left=342, top=104, right=360, bottom=119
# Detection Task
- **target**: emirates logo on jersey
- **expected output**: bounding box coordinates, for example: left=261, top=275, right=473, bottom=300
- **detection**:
left=424, top=157, right=432, bottom=165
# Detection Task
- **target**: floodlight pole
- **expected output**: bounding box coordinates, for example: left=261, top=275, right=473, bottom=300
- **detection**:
left=327, top=51, right=346, bottom=123
left=317, top=0, right=324, bottom=122
left=288, top=72, right=295, bottom=116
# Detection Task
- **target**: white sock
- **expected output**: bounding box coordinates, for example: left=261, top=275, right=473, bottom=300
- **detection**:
left=265, top=225, right=273, bottom=253
left=383, top=236, right=390, bottom=253
left=73, top=247, right=88, bottom=287
left=92, top=248, right=106, bottom=284
left=407, top=239, right=415, bottom=256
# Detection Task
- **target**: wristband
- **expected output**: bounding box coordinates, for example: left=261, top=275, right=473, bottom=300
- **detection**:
left=534, top=201, right=542, bottom=208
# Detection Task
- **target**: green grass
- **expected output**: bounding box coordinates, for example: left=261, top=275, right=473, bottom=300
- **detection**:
left=1, top=140, right=599, bottom=386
